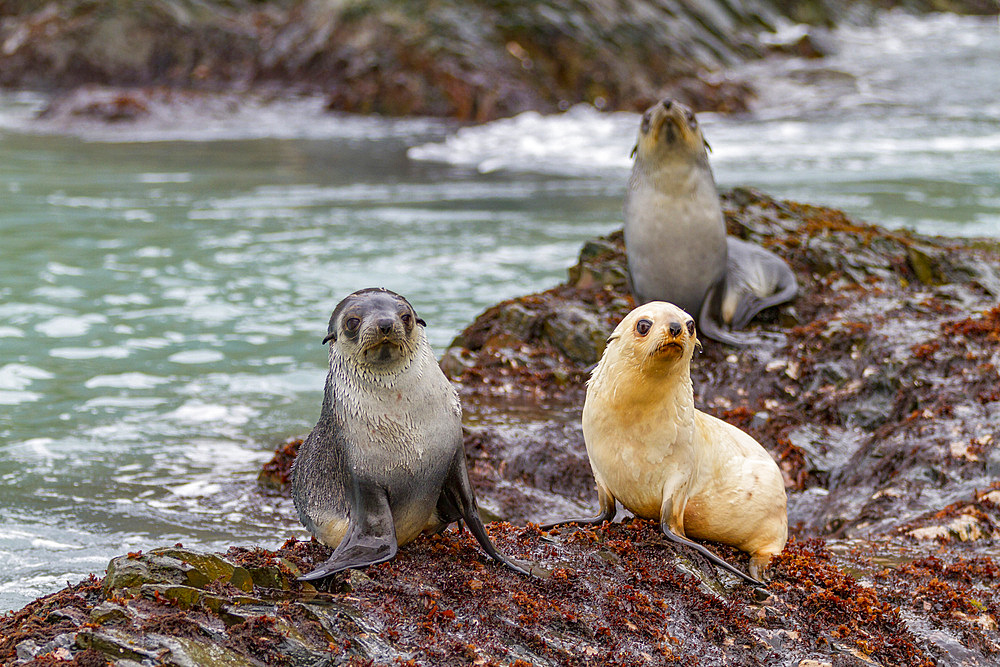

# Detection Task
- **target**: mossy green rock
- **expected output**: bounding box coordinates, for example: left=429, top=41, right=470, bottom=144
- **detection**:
left=104, top=548, right=254, bottom=596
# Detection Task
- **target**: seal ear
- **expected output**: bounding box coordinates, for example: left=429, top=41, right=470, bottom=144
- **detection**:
left=694, top=336, right=703, bottom=353
left=703, top=137, right=712, bottom=153
left=322, top=331, right=336, bottom=344
left=630, top=144, right=637, bottom=159
left=416, top=317, right=426, bottom=327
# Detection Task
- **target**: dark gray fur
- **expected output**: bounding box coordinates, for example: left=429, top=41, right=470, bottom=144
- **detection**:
left=291, top=288, right=530, bottom=580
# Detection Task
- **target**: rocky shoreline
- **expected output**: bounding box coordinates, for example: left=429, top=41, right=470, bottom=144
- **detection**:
left=4, top=189, right=999, bottom=665
left=2, top=0, right=997, bottom=123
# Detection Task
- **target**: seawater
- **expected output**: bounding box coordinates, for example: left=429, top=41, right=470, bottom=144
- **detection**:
left=1, top=11, right=997, bottom=612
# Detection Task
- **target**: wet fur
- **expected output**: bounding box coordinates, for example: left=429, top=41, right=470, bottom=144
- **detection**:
left=292, top=288, right=530, bottom=579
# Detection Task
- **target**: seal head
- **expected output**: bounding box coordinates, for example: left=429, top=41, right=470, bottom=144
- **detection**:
left=322, top=287, right=426, bottom=368
left=292, top=288, right=531, bottom=580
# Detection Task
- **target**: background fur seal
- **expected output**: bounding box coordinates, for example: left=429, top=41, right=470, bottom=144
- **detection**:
left=545, top=301, right=787, bottom=584
left=624, top=98, right=797, bottom=346
left=292, top=288, right=530, bottom=580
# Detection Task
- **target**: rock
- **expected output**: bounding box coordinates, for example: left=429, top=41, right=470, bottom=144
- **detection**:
left=539, top=304, right=606, bottom=364
left=15, top=639, right=39, bottom=661
left=5, top=1, right=994, bottom=121
left=5, top=528, right=1000, bottom=666
left=90, top=601, right=129, bottom=625
left=104, top=548, right=254, bottom=597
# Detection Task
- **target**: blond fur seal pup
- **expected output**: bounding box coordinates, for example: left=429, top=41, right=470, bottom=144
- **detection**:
left=544, top=301, right=787, bottom=584
left=624, top=98, right=797, bottom=346
left=292, top=288, right=530, bottom=580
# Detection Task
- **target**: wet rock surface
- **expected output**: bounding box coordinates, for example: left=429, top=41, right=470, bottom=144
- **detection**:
left=4, top=189, right=998, bottom=665
left=4, top=1, right=997, bottom=122
left=3, top=532, right=998, bottom=665
left=442, top=188, right=1000, bottom=545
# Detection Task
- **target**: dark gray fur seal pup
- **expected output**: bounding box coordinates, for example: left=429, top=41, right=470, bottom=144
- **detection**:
left=292, top=288, right=530, bottom=580
left=624, top=98, right=797, bottom=346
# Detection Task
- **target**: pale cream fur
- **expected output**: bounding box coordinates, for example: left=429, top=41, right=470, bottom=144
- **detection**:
left=583, top=302, right=787, bottom=578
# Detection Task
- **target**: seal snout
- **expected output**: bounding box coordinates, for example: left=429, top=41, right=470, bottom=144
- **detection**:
left=660, top=98, right=674, bottom=110
left=622, top=302, right=699, bottom=362
left=376, top=317, right=395, bottom=336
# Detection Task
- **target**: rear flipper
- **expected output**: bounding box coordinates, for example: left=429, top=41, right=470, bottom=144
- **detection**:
left=298, top=479, right=397, bottom=581
left=698, top=282, right=756, bottom=347
left=437, top=450, right=535, bottom=577
left=725, top=238, right=798, bottom=331
left=749, top=553, right=774, bottom=582
left=659, top=494, right=762, bottom=586
left=658, top=519, right=763, bottom=587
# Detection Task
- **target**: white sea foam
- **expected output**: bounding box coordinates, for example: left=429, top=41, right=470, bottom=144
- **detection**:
left=85, top=372, right=170, bottom=389
left=168, top=349, right=225, bottom=364
left=30, top=537, right=83, bottom=551
left=169, top=401, right=254, bottom=426
left=0, top=364, right=54, bottom=390
left=137, top=172, right=193, bottom=183
left=50, top=346, right=131, bottom=360
left=35, top=314, right=107, bottom=338
left=409, top=104, right=635, bottom=175
left=168, top=480, right=223, bottom=497
left=0, top=390, right=41, bottom=405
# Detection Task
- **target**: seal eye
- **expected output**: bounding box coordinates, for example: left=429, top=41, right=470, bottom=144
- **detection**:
left=640, top=112, right=652, bottom=135
left=401, top=313, right=411, bottom=325
left=686, top=320, right=695, bottom=335
left=636, top=319, right=653, bottom=336
left=685, top=110, right=697, bottom=129
left=345, top=317, right=360, bottom=332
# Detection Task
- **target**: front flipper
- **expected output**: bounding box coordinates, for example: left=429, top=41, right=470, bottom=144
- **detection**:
left=298, top=480, right=397, bottom=581
left=437, top=450, right=534, bottom=577
left=659, top=497, right=763, bottom=587
left=540, top=482, right=617, bottom=530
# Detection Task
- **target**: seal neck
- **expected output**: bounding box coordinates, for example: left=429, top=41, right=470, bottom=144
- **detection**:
left=590, top=349, right=695, bottom=417
left=327, top=331, right=432, bottom=397
left=631, top=154, right=716, bottom=199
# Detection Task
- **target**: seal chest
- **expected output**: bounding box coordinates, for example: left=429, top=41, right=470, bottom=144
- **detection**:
left=549, top=301, right=787, bottom=584
left=291, top=288, right=531, bottom=580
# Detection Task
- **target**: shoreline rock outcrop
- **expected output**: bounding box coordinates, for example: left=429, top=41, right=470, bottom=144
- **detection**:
left=3, top=1, right=997, bottom=122
left=5, top=189, right=996, bottom=666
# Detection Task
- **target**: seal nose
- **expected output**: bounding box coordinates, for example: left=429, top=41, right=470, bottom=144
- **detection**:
left=668, top=322, right=683, bottom=337
left=661, top=98, right=674, bottom=110
left=377, top=318, right=395, bottom=335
